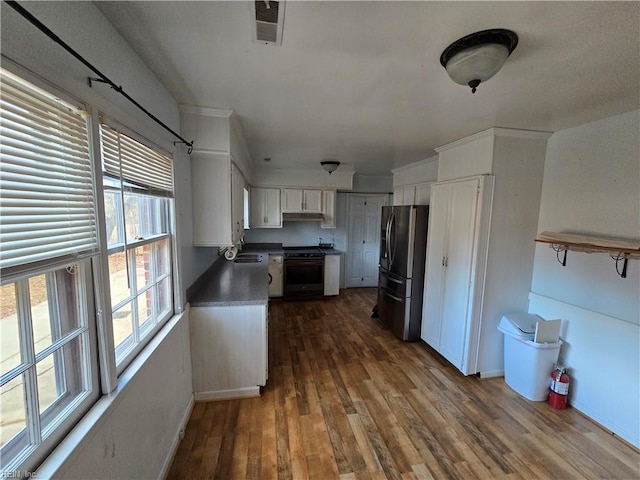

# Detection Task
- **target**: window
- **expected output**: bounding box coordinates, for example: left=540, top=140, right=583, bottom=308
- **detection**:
left=99, top=123, right=175, bottom=370
left=0, top=70, right=99, bottom=473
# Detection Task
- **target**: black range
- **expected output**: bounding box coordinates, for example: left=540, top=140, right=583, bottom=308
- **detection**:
left=282, top=246, right=325, bottom=300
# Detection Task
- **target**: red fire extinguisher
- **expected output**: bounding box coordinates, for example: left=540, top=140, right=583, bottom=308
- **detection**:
left=549, top=364, right=570, bottom=409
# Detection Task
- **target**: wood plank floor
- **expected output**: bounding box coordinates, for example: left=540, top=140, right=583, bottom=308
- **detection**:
left=168, top=288, right=640, bottom=479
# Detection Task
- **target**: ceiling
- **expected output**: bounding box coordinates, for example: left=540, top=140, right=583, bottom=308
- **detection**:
left=96, top=1, right=640, bottom=175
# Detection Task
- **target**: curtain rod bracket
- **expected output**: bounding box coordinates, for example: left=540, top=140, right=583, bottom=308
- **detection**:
left=174, top=140, right=194, bottom=155
left=88, top=77, right=123, bottom=93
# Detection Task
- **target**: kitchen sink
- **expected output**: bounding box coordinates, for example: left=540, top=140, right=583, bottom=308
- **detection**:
left=234, top=254, right=263, bottom=263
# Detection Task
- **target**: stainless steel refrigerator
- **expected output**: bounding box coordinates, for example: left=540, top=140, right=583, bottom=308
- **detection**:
left=378, top=205, right=429, bottom=341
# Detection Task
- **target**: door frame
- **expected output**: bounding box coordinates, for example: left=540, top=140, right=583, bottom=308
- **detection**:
left=345, top=193, right=390, bottom=288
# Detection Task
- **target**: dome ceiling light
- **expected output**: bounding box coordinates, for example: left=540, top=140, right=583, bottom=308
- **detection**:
left=440, top=29, right=519, bottom=94
left=321, top=160, right=340, bottom=175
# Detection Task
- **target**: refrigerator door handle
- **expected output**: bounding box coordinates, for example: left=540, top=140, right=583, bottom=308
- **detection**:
left=385, top=212, right=392, bottom=260
left=384, top=274, right=403, bottom=285
left=389, top=211, right=396, bottom=266
left=382, top=288, right=404, bottom=303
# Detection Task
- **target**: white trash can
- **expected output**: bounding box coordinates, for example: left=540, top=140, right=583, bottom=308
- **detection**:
left=498, top=313, right=562, bottom=401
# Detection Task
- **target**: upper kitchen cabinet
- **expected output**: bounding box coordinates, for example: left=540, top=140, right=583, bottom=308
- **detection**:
left=250, top=187, right=282, bottom=228
left=321, top=190, right=336, bottom=228
left=181, top=106, right=253, bottom=246
left=191, top=155, right=246, bottom=246
left=282, top=188, right=323, bottom=213
left=392, top=157, right=438, bottom=206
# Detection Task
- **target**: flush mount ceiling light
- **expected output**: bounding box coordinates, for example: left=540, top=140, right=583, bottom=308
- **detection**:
left=321, top=160, right=340, bottom=175
left=440, top=29, right=518, bottom=94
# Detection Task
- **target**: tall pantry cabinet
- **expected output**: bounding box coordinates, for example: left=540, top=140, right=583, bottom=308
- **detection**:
left=421, top=175, right=493, bottom=375
left=421, top=128, right=551, bottom=377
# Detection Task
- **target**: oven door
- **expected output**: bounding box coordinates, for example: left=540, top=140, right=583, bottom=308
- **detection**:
left=283, top=258, right=325, bottom=299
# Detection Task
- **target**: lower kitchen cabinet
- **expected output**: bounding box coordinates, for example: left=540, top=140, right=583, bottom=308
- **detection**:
left=190, top=304, right=268, bottom=400
left=324, top=254, right=340, bottom=296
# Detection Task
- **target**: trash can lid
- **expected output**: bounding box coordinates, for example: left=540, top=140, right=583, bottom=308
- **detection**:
left=498, top=313, right=541, bottom=337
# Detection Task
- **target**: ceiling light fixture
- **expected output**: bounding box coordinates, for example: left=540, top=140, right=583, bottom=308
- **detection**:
left=440, top=29, right=518, bottom=94
left=321, top=160, right=340, bottom=175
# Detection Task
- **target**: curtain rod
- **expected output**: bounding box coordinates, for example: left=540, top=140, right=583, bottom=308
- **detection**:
left=5, top=0, right=194, bottom=154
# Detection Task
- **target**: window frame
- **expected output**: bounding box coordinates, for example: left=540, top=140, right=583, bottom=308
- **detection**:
left=0, top=259, right=99, bottom=475
left=96, top=119, right=178, bottom=375
left=0, top=65, right=182, bottom=475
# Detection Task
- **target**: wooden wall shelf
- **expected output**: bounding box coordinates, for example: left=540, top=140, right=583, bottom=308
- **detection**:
left=535, top=231, right=640, bottom=278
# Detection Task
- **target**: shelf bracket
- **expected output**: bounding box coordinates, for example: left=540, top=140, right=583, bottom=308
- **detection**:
left=551, top=244, right=567, bottom=267
left=610, top=253, right=629, bottom=279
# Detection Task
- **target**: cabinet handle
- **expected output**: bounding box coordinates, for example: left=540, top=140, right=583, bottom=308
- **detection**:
left=442, top=256, right=449, bottom=267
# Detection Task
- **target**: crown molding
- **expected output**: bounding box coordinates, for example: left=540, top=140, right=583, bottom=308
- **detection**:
left=436, top=127, right=553, bottom=153
left=178, top=104, right=233, bottom=118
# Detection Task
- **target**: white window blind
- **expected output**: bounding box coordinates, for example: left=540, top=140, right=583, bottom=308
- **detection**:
left=100, top=123, right=173, bottom=196
left=0, top=70, right=97, bottom=276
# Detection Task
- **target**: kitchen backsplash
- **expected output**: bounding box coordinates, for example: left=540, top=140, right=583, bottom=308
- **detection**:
left=243, top=221, right=345, bottom=250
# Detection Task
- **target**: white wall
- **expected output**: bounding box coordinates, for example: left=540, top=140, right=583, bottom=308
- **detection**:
left=38, top=315, right=193, bottom=479
left=530, top=110, right=640, bottom=448
left=352, top=173, right=393, bottom=193
left=1, top=2, right=197, bottom=476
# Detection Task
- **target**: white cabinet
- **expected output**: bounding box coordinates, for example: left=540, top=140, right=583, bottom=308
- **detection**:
left=321, top=190, right=336, bottom=228
left=421, top=175, right=493, bottom=375
left=191, top=154, right=246, bottom=246
left=282, top=188, right=322, bottom=213
left=250, top=187, right=282, bottom=228
left=393, top=183, right=431, bottom=206
left=324, top=254, right=340, bottom=296
left=268, top=254, right=283, bottom=297
left=190, top=304, right=268, bottom=400
left=415, top=183, right=431, bottom=205
left=393, top=186, right=414, bottom=205
left=231, top=163, right=246, bottom=240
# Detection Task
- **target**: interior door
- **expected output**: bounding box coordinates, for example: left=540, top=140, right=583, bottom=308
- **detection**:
left=346, top=194, right=387, bottom=287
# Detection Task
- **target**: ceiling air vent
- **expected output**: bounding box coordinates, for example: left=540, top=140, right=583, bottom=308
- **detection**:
left=252, top=0, right=285, bottom=45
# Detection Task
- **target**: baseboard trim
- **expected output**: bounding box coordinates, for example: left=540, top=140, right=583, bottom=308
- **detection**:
left=194, top=387, right=260, bottom=402
left=159, top=394, right=195, bottom=480
left=479, top=369, right=503, bottom=379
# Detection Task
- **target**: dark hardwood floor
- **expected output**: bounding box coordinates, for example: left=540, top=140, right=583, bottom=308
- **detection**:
left=168, top=288, right=639, bottom=479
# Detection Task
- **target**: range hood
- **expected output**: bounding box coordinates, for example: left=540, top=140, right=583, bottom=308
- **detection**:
left=282, top=212, right=324, bottom=222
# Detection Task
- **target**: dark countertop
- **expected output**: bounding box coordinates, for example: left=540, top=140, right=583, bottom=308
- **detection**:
left=188, top=243, right=342, bottom=307
left=189, top=252, right=270, bottom=307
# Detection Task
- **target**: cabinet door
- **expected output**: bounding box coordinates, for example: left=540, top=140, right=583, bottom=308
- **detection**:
left=231, top=164, right=245, bottom=242
left=264, top=188, right=282, bottom=227
left=191, top=155, right=232, bottom=246
left=249, top=186, right=265, bottom=227
left=324, top=254, right=340, bottom=296
left=421, top=183, right=450, bottom=347
left=303, top=189, right=323, bottom=212
left=402, top=186, right=416, bottom=205
left=282, top=189, right=303, bottom=212
left=321, top=190, right=335, bottom=228
left=393, top=188, right=403, bottom=206
left=438, top=178, right=480, bottom=371
left=415, top=183, right=431, bottom=205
